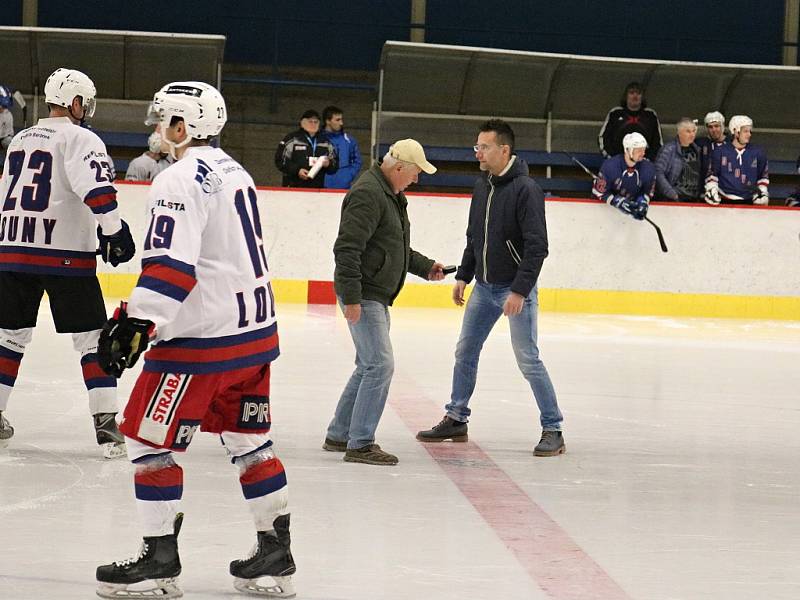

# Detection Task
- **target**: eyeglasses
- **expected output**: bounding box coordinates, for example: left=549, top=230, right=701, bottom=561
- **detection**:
left=473, top=144, right=504, bottom=153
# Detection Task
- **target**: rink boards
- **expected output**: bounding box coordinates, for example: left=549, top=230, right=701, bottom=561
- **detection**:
left=102, top=183, right=800, bottom=320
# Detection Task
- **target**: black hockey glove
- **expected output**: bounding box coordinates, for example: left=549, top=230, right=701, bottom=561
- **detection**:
left=97, top=220, right=135, bottom=267
left=98, top=302, right=154, bottom=377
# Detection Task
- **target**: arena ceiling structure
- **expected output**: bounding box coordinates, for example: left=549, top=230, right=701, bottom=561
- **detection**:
left=374, top=41, right=800, bottom=162
left=1, top=26, right=225, bottom=124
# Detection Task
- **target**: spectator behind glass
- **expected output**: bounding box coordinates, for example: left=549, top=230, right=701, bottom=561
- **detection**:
left=655, top=118, right=703, bottom=202
left=125, top=130, right=172, bottom=182
left=274, top=109, right=338, bottom=188
left=322, top=105, right=362, bottom=190
left=0, top=84, right=15, bottom=166
left=599, top=81, right=663, bottom=161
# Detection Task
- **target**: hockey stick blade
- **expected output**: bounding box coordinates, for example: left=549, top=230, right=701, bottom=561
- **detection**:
left=644, top=216, right=668, bottom=252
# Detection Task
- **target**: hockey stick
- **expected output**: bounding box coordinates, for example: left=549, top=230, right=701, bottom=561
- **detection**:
left=567, top=154, right=668, bottom=253
left=12, top=91, right=27, bottom=128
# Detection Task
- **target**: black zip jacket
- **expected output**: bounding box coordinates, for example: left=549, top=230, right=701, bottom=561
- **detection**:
left=456, top=157, right=549, bottom=297
left=274, top=128, right=338, bottom=188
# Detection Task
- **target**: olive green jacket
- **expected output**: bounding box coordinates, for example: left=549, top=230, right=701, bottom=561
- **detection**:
left=334, top=165, right=434, bottom=306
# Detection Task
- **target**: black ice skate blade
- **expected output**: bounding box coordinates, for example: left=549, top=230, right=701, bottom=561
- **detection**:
left=233, top=575, right=296, bottom=598
left=96, top=577, right=183, bottom=599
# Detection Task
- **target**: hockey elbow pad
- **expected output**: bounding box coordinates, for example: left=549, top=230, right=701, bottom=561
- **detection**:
left=97, top=220, right=136, bottom=267
left=98, top=302, right=155, bottom=377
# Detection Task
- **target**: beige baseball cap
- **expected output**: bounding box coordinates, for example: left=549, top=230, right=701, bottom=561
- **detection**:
left=389, top=139, right=437, bottom=174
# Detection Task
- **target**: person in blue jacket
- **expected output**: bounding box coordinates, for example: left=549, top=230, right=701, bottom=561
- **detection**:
left=322, top=105, right=362, bottom=189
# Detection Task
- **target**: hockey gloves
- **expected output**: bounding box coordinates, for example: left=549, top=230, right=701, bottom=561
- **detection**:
left=609, top=195, right=647, bottom=220
left=98, top=302, right=155, bottom=377
left=630, top=196, right=649, bottom=221
left=704, top=183, right=721, bottom=206
left=753, top=185, right=769, bottom=206
left=97, top=220, right=136, bottom=267
left=609, top=195, right=634, bottom=216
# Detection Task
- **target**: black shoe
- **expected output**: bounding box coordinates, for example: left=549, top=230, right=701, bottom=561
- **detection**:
left=96, top=513, right=183, bottom=598
left=533, top=431, right=565, bottom=456
left=322, top=437, right=347, bottom=452
left=416, top=416, right=468, bottom=443
left=231, top=514, right=296, bottom=597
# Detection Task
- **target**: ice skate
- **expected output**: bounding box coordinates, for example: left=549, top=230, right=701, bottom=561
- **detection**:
left=93, top=412, right=127, bottom=459
left=0, top=411, right=14, bottom=449
left=230, top=514, right=296, bottom=597
left=96, top=514, right=183, bottom=599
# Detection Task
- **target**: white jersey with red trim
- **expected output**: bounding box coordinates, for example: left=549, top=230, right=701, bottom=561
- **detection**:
left=127, top=145, right=279, bottom=374
left=0, top=116, right=121, bottom=276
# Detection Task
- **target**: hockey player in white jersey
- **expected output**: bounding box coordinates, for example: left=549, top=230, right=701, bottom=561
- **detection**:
left=125, top=131, right=172, bottom=182
left=95, top=82, right=295, bottom=599
left=0, top=68, right=135, bottom=458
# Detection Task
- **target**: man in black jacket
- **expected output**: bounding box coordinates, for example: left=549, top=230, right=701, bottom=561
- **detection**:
left=416, top=120, right=565, bottom=456
left=274, top=109, right=338, bottom=187
left=599, top=81, right=663, bottom=161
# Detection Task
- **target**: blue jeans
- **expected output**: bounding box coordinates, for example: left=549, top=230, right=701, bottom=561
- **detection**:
left=446, top=282, right=563, bottom=430
left=327, top=299, right=395, bottom=450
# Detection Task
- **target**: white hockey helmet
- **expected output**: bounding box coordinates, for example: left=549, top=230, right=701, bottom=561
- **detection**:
left=152, top=81, right=226, bottom=140
left=704, top=111, right=725, bottom=126
left=147, top=131, right=163, bottom=153
left=728, top=115, right=753, bottom=135
left=44, top=68, right=97, bottom=117
left=622, top=132, right=648, bottom=153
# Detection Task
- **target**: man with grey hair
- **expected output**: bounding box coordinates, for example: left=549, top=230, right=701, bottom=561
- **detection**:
left=654, top=117, right=703, bottom=201
left=324, top=139, right=446, bottom=465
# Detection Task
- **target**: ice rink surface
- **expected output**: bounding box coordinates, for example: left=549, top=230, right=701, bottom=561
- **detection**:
left=1, top=302, right=799, bottom=600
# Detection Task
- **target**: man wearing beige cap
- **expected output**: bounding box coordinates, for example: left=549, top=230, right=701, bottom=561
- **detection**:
left=324, top=139, right=445, bottom=465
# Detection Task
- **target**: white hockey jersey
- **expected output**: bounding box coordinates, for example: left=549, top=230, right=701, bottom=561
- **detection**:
left=0, top=116, right=121, bottom=276
left=128, top=146, right=279, bottom=374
